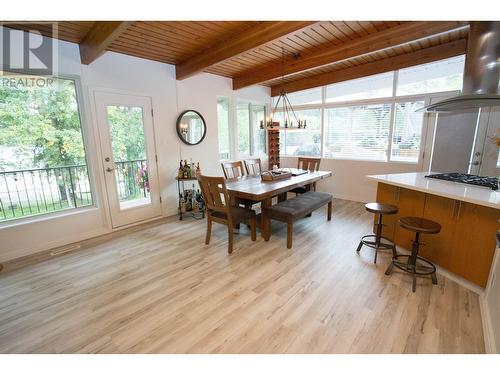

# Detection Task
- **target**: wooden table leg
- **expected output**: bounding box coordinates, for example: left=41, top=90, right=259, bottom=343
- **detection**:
left=260, top=197, right=271, bottom=239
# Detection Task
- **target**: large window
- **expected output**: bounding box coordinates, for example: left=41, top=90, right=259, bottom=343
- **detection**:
left=251, top=104, right=266, bottom=156
left=396, top=55, right=465, bottom=96
left=390, top=101, right=425, bottom=162
left=274, top=87, right=322, bottom=106
left=326, top=72, right=393, bottom=103
left=277, top=55, right=465, bottom=163
left=217, top=97, right=231, bottom=160
left=237, top=101, right=266, bottom=157
left=237, top=102, right=251, bottom=155
left=0, top=74, right=92, bottom=222
left=278, top=109, right=321, bottom=157
left=324, top=104, right=391, bottom=160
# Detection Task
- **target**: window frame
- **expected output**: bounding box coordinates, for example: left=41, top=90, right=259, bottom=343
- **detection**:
left=0, top=72, right=99, bottom=228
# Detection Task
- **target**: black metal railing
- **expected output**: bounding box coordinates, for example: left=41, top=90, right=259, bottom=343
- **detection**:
left=0, top=159, right=148, bottom=222
left=113, top=159, right=149, bottom=202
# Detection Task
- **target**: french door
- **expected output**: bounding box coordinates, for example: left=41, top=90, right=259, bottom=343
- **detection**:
left=94, top=91, right=161, bottom=228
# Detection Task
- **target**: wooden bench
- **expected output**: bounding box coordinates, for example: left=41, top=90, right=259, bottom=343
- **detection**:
left=262, top=191, right=333, bottom=249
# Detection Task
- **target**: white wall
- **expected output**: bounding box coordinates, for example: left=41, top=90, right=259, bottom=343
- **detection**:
left=176, top=73, right=270, bottom=176
left=0, top=30, right=270, bottom=263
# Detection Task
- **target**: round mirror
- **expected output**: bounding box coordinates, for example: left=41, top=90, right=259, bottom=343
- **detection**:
left=176, top=110, right=206, bottom=145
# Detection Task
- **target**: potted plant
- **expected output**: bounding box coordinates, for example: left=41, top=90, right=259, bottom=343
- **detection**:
left=136, top=166, right=150, bottom=197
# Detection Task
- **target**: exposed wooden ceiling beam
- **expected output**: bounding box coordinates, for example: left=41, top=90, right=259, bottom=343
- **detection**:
left=79, top=21, right=132, bottom=65
left=270, top=39, right=467, bottom=96
left=234, top=21, right=469, bottom=90
left=175, top=21, right=316, bottom=80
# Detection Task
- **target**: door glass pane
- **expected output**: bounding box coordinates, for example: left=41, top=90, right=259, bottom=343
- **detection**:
left=106, top=105, right=151, bottom=209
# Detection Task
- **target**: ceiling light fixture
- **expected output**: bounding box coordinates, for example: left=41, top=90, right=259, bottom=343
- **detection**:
left=260, top=49, right=306, bottom=130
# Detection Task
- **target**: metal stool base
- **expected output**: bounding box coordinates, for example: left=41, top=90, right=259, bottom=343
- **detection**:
left=356, top=234, right=397, bottom=264
left=385, top=254, right=437, bottom=292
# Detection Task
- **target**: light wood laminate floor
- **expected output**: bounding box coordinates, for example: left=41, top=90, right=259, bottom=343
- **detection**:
left=0, top=200, right=485, bottom=353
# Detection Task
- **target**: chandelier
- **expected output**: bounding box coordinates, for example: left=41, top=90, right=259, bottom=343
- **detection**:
left=260, top=49, right=306, bottom=130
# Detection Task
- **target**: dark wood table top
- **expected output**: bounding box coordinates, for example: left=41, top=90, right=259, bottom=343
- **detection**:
left=225, top=170, right=332, bottom=201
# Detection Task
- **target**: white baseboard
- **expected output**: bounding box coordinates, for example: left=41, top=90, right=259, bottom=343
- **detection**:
left=435, top=264, right=485, bottom=296
left=479, top=296, right=497, bottom=354
left=394, top=245, right=484, bottom=295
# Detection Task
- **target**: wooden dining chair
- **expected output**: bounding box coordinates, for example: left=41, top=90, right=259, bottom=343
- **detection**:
left=221, top=160, right=257, bottom=209
left=244, top=158, right=262, bottom=176
left=290, top=157, right=322, bottom=195
left=298, top=157, right=321, bottom=172
left=221, top=161, right=245, bottom=179
left=197, top=175, right=256, bottom=254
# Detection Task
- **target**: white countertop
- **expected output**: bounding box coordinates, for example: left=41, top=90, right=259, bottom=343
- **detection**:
left=367, top=172, right=500, bottom=209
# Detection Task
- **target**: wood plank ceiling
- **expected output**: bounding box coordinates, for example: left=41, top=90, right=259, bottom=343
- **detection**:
left=1, top=21, right=469, bottom=95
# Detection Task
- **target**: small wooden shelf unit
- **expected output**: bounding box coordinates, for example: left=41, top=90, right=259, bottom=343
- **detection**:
left=267, top=128, right=280, bottom=170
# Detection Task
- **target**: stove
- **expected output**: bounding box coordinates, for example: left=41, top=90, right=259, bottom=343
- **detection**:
left=425, top=173, right=498, bottom=190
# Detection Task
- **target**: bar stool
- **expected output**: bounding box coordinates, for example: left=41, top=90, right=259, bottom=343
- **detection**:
left=385, top=217, right=441, bottom=292
left=356, top=203, right=398, bottom=264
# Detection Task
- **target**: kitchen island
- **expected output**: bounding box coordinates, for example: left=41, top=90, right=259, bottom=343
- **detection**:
left=368, top=172, right=500, bottom=288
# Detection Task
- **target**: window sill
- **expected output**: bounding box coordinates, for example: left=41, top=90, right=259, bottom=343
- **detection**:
left=0, top=205, right=100, bottom=230
left=280, top=154, right=419, bottom=165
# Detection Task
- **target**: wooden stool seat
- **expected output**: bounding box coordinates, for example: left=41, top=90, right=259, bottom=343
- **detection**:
left=399, top=217, right=441, bottom=234
left=385, top=216, right=441, bottom=292
left=356, top=202, right=398, bottom=264
left=365, top=202, right=398, bottom=215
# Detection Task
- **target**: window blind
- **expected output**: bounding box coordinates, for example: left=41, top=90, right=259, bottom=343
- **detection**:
left=390, top=101, right=424, bottom=162
left=324, top=104, right=391, bottom=160
left=276, top=109, right=321, bottom=157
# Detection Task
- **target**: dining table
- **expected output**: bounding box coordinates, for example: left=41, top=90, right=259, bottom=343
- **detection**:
left=225, top=169, right=333, bottom=236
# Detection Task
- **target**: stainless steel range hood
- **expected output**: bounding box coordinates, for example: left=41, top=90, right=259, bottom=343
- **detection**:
left=420, top=21, right=500, bottom=112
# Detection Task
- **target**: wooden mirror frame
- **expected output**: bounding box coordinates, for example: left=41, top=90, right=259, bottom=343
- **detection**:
left=176, top=110, right=207, bottom=146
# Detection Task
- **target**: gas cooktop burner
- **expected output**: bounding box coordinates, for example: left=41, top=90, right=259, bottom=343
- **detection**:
left=425, top=173, right=498, bottom=190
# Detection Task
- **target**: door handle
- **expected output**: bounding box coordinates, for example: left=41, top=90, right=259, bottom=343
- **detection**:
left=106, top=167, right=115, bottom=172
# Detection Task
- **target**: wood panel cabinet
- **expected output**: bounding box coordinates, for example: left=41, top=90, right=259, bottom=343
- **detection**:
left=423, top=195, right=498, bottom=287
left=375, top=182, right=500, bottom=287
left=419, top=194, right=464, bottom=278
left=375, top=182, right=426, bottom=250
